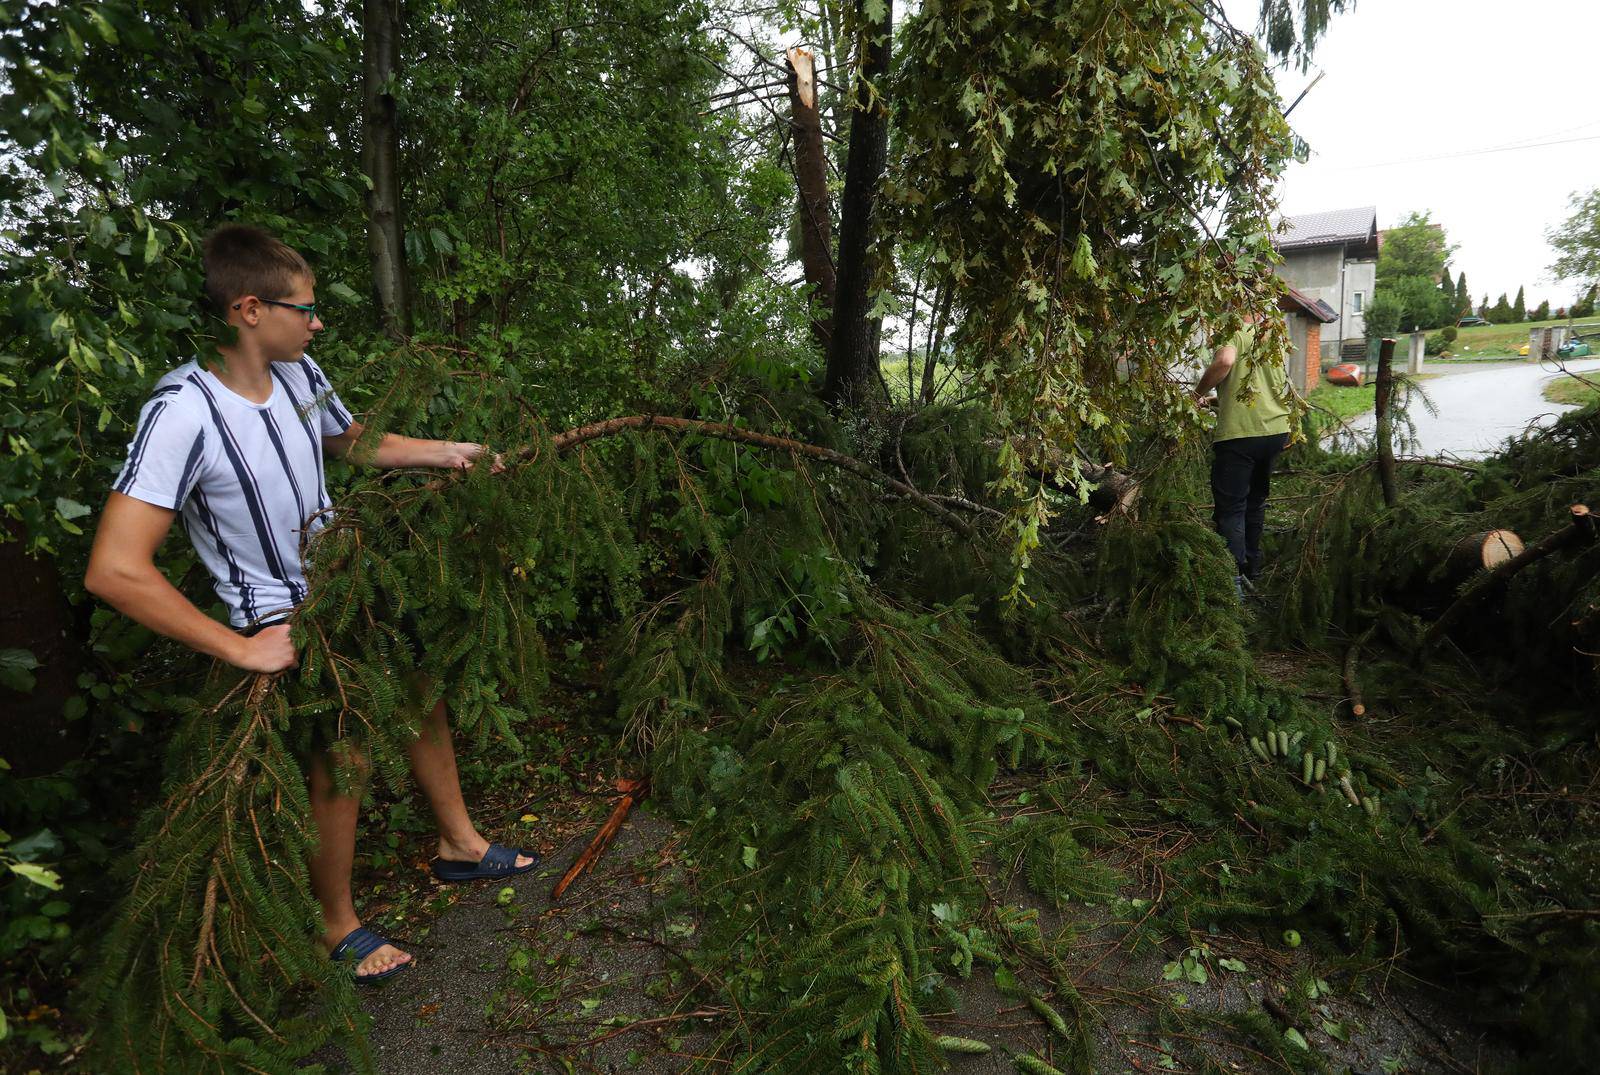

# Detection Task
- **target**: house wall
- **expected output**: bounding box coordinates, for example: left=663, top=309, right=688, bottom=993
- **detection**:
left=1276, top=246, right=1378, bottom=349
left=1286, top=312, right=1310, bottom=393
left=1282, top=313, right=1324, bottom=394
left=1276, top=246, right=1344, bottom=347
left=1304, top=325, right=1322, bottom=387
left=1341, top=258, right=1376, bottom=343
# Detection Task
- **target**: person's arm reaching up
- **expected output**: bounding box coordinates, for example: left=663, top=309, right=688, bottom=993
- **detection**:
left=1194, top=343, right=1236, bottom=401
left=84, top=492, right=296, bottom=673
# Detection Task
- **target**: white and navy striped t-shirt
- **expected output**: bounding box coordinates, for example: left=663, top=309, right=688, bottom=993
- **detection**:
left=113, top=355, right=354, bottom=627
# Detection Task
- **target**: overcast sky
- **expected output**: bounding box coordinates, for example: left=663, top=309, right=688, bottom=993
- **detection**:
left=1222, top=0, right=1600, bottom=310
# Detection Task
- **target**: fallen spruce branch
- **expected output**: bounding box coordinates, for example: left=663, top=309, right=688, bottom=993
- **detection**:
left=1342, top=624, right=1376, bottom=718
left=1420, top=504, right=1595, bottom=655
left=555, top=415, right=989, bottom=535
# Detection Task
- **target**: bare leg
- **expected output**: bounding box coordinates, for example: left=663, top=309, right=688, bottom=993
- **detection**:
left=407, top=697, right=533, bottom=867
left=308, top=746, right=411, bottom=977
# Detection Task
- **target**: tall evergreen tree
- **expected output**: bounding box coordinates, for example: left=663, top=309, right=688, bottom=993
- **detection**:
left=1513, top=286, right=1526, bottom=322
left=1455, top=272, right=1470, bottom=318
left=1438, top=267, right=1454, bottom=308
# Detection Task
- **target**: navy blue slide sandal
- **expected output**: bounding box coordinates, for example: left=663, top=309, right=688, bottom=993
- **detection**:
left=330, top=925, right=412, bottom=984
left=430, top=841, right=541, bottom=883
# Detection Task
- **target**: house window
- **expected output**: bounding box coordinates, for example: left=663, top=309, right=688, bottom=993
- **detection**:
left=1353, top=291, right=1365, bottom=314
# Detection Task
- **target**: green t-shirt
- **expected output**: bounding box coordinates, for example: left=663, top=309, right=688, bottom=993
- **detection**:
left=1214, top=326, right=1291, bottom=442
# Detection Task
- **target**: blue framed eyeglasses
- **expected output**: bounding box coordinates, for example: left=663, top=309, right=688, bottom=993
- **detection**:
left=234, top=298, right=318, bottom=321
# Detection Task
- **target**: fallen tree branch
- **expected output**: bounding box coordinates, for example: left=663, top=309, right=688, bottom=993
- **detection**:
left=549, top=414, right=982, bottom=536
left=1421, top=504, right=1595, bottom=654
left=552, top=777, right=648, bottom=902
left=1342, top=625, right=1375, bottom=718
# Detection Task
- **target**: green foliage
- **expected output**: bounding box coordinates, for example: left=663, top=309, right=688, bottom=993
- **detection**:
left=1548, top=186, right=1600, bottom=288
left=1370, top=212, right=1455, bottom=334
left=889, top=0, right=1297, bottom=589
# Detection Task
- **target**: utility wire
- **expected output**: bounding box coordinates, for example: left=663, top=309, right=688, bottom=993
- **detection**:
left=1326, top=133, right=1600, bottom=172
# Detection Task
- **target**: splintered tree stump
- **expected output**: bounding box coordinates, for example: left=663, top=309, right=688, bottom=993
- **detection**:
left=1447, top=530, right=1525, bottom=581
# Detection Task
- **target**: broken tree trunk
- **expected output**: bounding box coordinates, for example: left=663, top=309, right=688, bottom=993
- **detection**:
left=1374, top=337, right=1397, bottom=507
left=1421, top=505, right=1594, bottom=654
left=821, top=0, right=893, bottom=410
left=785, top=46, right=835, bottom=349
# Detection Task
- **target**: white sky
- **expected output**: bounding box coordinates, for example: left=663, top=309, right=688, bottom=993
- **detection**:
left=1223, top=0, right=1600, bottom=310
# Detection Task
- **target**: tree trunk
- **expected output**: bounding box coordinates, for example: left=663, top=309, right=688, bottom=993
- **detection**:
left=821, top=0, right=892, bottom=410
left=1422, top=505, right=1594, bottom=653
left=1374, top=337, right=1397, bottom=506
left=362, top=0, right=412, bottom=339
left=0, top=524, right=87, bottom=775
left=1446, top=530, right=1524, bottom=581
left=786, top=46, right=835, bottom=349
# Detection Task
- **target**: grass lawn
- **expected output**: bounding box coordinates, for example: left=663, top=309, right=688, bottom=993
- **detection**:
left=1307, top=380, right=1377, bottom=424
left=1542, top=374, right=1600, bottom=407
left=879, top=355, right=968, bottom=404
left=1441, top=316, right=1600, bottom=359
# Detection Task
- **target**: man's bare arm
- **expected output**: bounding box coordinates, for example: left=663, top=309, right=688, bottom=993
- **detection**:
left=84, top=492, right=295, bottom=673
left=1194, top=343, right=1237, bottom=399
left=322, top=420, right=492, bottom=469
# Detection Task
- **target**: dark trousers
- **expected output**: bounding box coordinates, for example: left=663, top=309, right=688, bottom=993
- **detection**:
left=1210, top=432, right=1289, bottom=575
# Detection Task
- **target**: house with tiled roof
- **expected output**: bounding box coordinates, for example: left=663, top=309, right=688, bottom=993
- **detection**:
left=1272, top=206, right=1379, bottom=360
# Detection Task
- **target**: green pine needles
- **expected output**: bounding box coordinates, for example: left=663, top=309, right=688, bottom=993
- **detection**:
left=79, top=349, right=1600, bottom=1072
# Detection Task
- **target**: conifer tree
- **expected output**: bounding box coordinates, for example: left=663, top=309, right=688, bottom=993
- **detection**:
left=1455, top=272, right=1470, bottom=317
left=1513, top=285, right=1526, bottom=321
left=1533, top=300, right=1551, bottom=321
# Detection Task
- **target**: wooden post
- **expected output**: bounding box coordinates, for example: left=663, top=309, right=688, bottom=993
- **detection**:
left=1375, top=337, right=1397, bottom=507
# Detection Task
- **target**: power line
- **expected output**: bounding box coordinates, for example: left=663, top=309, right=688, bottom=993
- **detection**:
left=1327, top=133, right=1600, bottom=172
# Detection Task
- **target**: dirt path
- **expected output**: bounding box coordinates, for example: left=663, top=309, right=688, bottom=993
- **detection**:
left=323, top=789, right=1510, bottom=1074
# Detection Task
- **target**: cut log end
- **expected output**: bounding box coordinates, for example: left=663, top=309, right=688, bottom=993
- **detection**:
left=1449, top=529, right=1524, bottom=578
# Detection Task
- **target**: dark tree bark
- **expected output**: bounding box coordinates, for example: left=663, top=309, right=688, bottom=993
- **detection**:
left=362, top=0, right=412, bottom=338
left=821, top=0, right=893, bottom=410
left=1374, top=337, right=1397, bottom=506
left=786, top=46, right=836, bottom=348
left=0, top=524, right=87, bottom=775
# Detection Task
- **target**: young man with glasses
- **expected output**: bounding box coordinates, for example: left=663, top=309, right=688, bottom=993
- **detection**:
left=85, top=223, right=536, bottom=982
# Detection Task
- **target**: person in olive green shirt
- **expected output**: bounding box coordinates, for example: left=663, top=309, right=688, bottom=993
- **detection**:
left=1194, top=315, right=1292, bottom=594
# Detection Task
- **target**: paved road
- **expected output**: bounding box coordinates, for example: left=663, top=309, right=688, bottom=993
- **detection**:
left=1352, top=356, right=1600, bottom=458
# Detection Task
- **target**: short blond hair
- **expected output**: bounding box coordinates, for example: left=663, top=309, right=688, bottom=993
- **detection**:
left=202, top=224, right=315, bottom=314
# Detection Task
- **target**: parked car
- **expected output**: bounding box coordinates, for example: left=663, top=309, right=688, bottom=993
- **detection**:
left=1457, top=316, right=1492, bottom=328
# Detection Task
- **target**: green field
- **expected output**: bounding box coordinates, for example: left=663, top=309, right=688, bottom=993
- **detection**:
left=1442, top=316, right=1600, bottom=359
left=1542, top=374, right=1600, bottom=407
left=1307, top=380, right=1377, bottom=424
